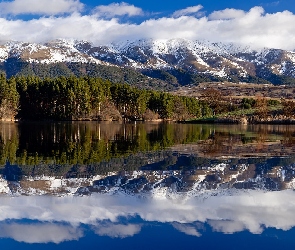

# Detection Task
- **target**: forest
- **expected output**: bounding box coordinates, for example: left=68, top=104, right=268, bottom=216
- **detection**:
left=0, top=74, right=209, bottom=121
left=0, top=74, right=294, bottom=122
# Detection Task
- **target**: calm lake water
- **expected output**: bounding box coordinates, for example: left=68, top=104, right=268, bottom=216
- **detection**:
left=1, top=121, right=295, bottom=249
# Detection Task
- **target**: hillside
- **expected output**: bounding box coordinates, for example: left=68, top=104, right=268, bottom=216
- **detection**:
left=1, top=39, right=295, bottom=90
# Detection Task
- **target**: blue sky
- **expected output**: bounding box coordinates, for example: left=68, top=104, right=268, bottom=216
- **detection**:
left=81, top=0, right=293, bottom=14
left=0, top=0, right=295, bottom=50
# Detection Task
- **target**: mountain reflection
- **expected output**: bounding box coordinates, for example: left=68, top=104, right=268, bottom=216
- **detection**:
left=0, top=122, right=295, bottom=245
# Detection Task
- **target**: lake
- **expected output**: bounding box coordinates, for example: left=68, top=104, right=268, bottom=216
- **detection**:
left=0, top=121, right=295, bottom=249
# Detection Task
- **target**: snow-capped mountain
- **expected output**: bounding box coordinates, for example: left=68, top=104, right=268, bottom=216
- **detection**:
left=1, top=38, right=295, bottom=86
left=0, top=39, right=105, bottom=64
left=73, top=38, right=295, bottom=81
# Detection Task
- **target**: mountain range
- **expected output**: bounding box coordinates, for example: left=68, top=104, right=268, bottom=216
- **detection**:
left=1, top=38, right=295, bottom=90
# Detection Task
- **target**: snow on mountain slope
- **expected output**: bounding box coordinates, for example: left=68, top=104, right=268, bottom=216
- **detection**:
left=1, top=38, right=295, bottom=82
left=0, top=39, right=106, bottom=65
left=75, top=38, right=295, bottom=79
left=0, top=45, right=9, bottom=62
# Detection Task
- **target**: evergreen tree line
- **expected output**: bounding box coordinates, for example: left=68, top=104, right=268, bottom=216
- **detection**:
left=1, top=74, right=294, bottom=121
left=0, top=74, right=214, bottom=121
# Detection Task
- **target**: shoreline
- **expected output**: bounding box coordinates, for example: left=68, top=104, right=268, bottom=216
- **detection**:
left=2, top=115, right=295, bottom=125
left=180, top=115, right=295, bottom=125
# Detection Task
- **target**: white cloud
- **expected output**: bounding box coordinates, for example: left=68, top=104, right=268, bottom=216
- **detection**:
left=208, top=220, right=249, bottom=234
left=0, top=6, right=295, bottom=50
left=209, top=8, right=246, bottom=20
left=0, top=189, right=295, bottom=242
left=265, top=1, right=280, bottom=7
left=94, top=223, right=141, bottom=238
left=0, top=0, right=84, bottom=16
left=172, top=5, right=203, bottom=18
left=172, top=223, right=201, bottom=237
left=0, top=222, right=83, bottom=243
left=93, top=2, right=143, bottom=18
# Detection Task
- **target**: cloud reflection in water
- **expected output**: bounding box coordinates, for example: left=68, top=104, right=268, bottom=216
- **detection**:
left=0, top=222, right=82, bottom=244
left=0, top=189, right=294, bottom=243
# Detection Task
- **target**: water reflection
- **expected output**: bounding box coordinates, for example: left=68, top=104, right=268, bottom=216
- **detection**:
left=0, top=122, right=294, bottom=194
left=0, top=122, right=294, bottom=164
left=0, top=190, right=295, bottom=244
left=0, top=122, right=295, bottom=164
left=0, top=222, right=82, bottom=244
left=0, top=122, right=295, bottom=247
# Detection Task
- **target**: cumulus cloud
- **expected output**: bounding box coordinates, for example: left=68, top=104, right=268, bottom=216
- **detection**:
left=0, top=0, right=84, bottom=16
left=0, top=189, right=295, bottom=243
left=93, top=2, right=143, bottom=18
left=0, top=6, right=294, bottom=50
left=94, top=223, right=142, bottom=238
left=208, top=220, right=250, bottom=234
left=172, top=223, right=201, bottom=237
left=0, top=222, right=83, bottom=243
left=209, top=8, right=246, bottom=20
left=172, top=5, right=203, bottom=18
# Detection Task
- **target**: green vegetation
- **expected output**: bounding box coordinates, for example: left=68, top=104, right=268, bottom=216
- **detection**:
left=241, top=98, right=256, bottom=109
left=0, top=74, right=212, bottom=121
left=0, top=74, right=294, bottom=122
left=0, top=61, right=174, bottom=91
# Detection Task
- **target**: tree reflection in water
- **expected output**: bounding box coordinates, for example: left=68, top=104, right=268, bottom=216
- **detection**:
left=0, top=122, right=293, bottom=194
left=0, top=123, right=295, bottom=248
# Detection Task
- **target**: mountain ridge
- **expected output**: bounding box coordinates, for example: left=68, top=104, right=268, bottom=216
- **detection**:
left=1, top=38, right=295, bottom=89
